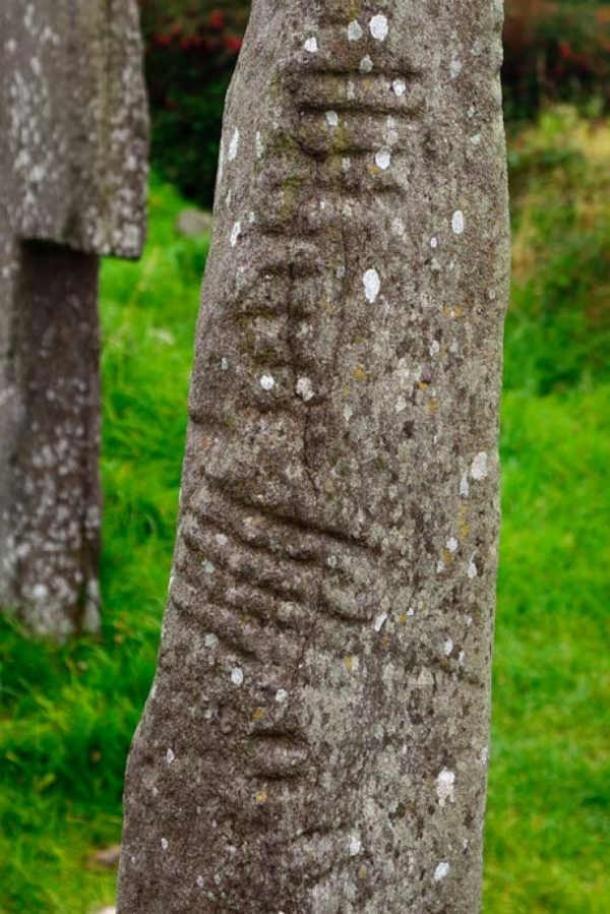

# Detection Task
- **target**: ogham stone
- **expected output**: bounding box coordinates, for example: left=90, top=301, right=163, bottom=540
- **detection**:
left=0, top=0, right=148, bottom=636
left=118, top=1, right=509, bottom=911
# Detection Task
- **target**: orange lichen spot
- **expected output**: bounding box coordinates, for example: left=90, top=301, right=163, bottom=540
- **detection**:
left=426, top=398, right=439, bottom=414
left=255, top=789, right=268, bottom=805
left=353, top=365, right=368, bottom=382
left=252, top=707, right=266, bottom=721
left=343, top=655, right=356, bottom=672
left=458, top=504, right=470, bottom=539
left=444, top=304, right=465, bottom=319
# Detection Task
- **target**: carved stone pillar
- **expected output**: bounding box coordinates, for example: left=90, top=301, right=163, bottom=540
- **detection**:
left=118, top=1, right=509, bottom=910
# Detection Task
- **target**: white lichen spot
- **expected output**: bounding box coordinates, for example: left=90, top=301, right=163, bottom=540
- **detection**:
left=255, top=131, right=264, bottom=159
left=304, top=36, right=318, bottom=54
left=230, top=221, right=241, bottom=247
left=342, top=157, right=352, bottom=173
left=347, top=20, right=363, bottom=42
left=205, top=633, right=219, bottom=649
left=470, top=133, right=482, bottom=146
left=228, top=128, right=239, bottom=161
left=215, top=533, right=229, bottom=547
left=392, top=217, right=405, bottom=236
left=450, top=57, right=463, bottom=79
left=375, top=148, right=392, bottom=170
left=385, top=115, right=399, bottom=146
left=196, top=875, right=205, bottom=888
left=363, top=268, right=381, bottom=303
left=370, top=14, right=389, bottom=41
left=161, top=837, right=169, bottom=851
left=443, top=638, right=454, bottom=656
left=202, top=560, right=216, bottom=575
left=392, top=78, right=406, bottom=96
left=260, top=374, right=275, bottom=391
left=325, top=110, right=339, bottom=128
left=459, top=471, right=470, bottom=498
left=166, top=748, right=175, bottom=765
left=296, top=377, right=315, bottom=402
left=220, top=357, right=229, bottom=371
left=348, top=835, right=362, bottom=856
left=275, top=689, right=288, bottom=704
left=434, top=861, right=450, bottom=882
left=429, top=340, right=440, bottom=357
left=480, top=745, right=489, bottom=766
left=430, top=236, right=438, bottom=249
left=395, top=396, right=407, bottom=414
left=359, top=55, right=373, bottom=73
left=470, top=451, right=488, bottom=480
left=32, top=583, right=48, bottom=601
left=452, top=209, right=465, bottom=235
left=446, top=537, right=459, bottom=553
left=231, top=667, right=244, bottom=687
left=374, top=612, right=388, bottom=632
left=467, top=557, right=478, bottom=579
left=436, top=768, right=456, bottom=806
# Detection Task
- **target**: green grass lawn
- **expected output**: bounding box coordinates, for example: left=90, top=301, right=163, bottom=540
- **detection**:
left=1, top=110, right=608, bottom=912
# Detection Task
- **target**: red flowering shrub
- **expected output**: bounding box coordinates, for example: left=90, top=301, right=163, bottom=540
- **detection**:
left=140, top=1, right=248, bottom=207
left=503, top=0, right=609, bottom=118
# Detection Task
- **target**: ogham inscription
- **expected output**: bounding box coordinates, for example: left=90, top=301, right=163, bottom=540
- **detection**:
left=118, top=2, right=509, bottom=912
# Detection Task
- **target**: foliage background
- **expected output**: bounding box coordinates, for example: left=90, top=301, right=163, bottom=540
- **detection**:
left=1, top=3, right=609, bottom=913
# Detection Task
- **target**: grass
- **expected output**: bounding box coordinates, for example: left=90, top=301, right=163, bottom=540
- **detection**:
left=1, top=110, right=608, bottom=912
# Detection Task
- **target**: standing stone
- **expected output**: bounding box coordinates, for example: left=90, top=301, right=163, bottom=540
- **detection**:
left=118, top=1, right=509, bottom=911
left=0, top=1, right=148, bottom=637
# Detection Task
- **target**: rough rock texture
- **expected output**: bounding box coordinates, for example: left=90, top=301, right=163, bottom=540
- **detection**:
left=118, top=1, right=509, bottom=911
left=0, top=0, right=148, bottom=636
left=0, top=0, right=148, bottom=257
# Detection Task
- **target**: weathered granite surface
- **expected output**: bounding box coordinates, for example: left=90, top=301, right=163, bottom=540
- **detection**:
left=0, top=0, right=148, bottom=257
left=0, top=0, right=148, bottom=636
left=118, top=1, right=509, bottom=910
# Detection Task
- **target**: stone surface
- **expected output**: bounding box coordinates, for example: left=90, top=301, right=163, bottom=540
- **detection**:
left=0, top=0, right=148, bottom=258
left=90, top=844, right=122, bottom=869
left=0, top=241, right=101, bottom=637
left=0, top=0, right=148, bottom=636
left=118, top=1, right=510, bottom=911
left=175, top=209, right=214, bottom=238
